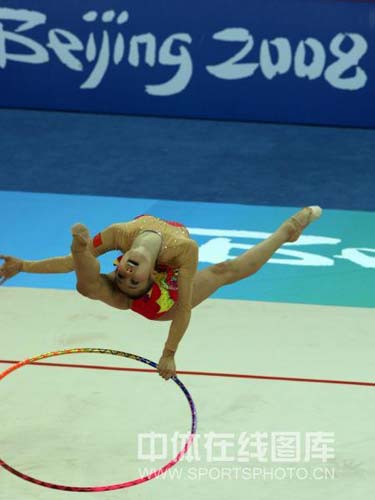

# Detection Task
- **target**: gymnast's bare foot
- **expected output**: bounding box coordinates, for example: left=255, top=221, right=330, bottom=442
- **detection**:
left=283, top=206, right=323, bottom=242
left=71, top=223, right=90, bottom=252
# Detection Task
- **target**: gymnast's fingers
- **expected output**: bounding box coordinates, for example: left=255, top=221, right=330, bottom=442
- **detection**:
left=159, top=368, right=170, bottom=380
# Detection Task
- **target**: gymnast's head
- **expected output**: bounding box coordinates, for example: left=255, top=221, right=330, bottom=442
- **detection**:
left=114, top=248, right=156, bottom=299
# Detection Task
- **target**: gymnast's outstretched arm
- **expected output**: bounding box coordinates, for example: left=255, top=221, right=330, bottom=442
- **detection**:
left=0, top=223, right=125, bottom=284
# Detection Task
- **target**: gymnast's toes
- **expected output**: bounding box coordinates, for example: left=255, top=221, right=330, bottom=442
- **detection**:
left=71, top=223, right=90, bottom=251
left=286, top=206, right=323, bottom=242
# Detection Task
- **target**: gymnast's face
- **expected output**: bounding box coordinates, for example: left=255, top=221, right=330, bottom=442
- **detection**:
left=115, top=251, right=154, bottom=298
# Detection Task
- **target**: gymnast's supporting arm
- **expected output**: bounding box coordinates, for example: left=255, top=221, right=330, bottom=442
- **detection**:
left=157, top=240, right=199, bottom=380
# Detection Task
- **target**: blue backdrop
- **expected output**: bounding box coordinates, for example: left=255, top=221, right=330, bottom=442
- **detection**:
left=0, top=0, right=374, bottom=126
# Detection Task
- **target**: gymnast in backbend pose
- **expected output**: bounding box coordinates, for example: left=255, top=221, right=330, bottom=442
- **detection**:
left=0, top=207, right=322, bottom=380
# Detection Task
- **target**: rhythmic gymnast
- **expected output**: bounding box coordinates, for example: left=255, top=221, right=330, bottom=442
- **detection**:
left=0, top=207, right=322, bottom=380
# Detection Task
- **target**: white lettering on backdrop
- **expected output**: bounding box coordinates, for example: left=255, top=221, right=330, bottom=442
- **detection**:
left=0, top=8, right=369, bottom=94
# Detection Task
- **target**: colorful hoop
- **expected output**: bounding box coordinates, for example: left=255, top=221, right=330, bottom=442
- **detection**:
left=0, top=348, right=197, bottom=492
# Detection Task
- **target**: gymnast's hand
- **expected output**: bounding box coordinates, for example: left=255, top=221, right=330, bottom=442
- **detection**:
left=0, top=255, right=23, bottom=285
left=158, top=350, right=176, bottom=380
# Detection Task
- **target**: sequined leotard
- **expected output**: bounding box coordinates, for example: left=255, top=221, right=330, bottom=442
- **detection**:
left=111, top=216, right=189, bottom=320
left=114, top=255, right=180, bottom=320
left=21, top=216, right=199, bottom=347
